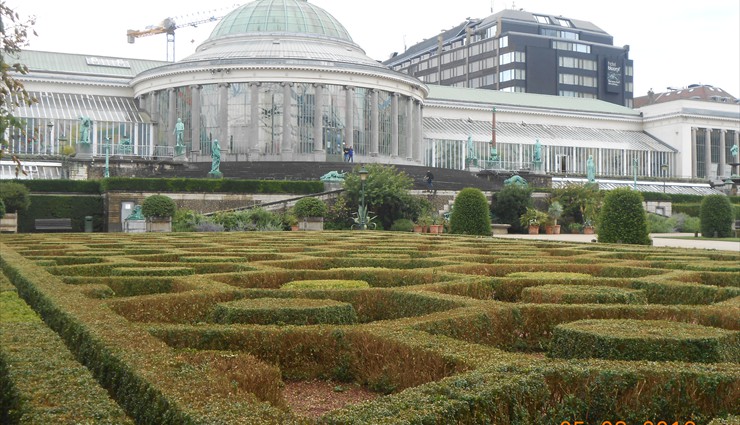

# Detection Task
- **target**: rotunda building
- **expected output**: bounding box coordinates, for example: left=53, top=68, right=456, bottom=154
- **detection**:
left=130, top=0, right=428, bottom=164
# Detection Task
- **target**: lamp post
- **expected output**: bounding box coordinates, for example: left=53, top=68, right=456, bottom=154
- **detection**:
left=660, top=163, right=668, bottom=193
left=359, top=166, right=369, bottom=230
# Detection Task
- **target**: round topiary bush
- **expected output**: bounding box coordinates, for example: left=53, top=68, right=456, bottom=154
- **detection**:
left=700, top=194, right=734, bottom=238
left=292, top=197, right=328, bottom=218
left=549, top=319, right=739, bottom=363
left=450, top=187, right=491, bottom=235
left=597, top=188, right=651, bottom=245
left=209, top=297, right=358, bottom=325
left=521, top=284, right=648, bottom=304
left=0, top=181, right=31, bottom=213
left=141, top=195, right=177, bottom=218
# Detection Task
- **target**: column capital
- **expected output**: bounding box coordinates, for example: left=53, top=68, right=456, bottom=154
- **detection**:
left=217, top=82, right=230, bottom=88
left=189, top=84, right=202, bottom=90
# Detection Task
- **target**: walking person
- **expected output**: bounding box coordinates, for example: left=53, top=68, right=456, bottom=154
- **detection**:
left=343, top=144, right=349, bottom=162
left=424, top=170, right=434, bottom=192
left=348, top=146, right=354, bottom=163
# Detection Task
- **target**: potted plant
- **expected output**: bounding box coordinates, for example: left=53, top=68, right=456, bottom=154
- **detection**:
left=428, top=213, right=444, bottom=234
left=293, top=197, right=328, bottom=231
left=583, top=218, right=595, bottom=234
left=416, top=214, right=433, bottom=233
left=519, top=208, right=547, bottom=235
left=568, top=222, right=584, bottom=234
left=142, top=194, right=177, bottom=233
left=0, top=182, right=31, bottom=233
left=283, top=211, right=300, bottom=231
left=546, top=201, right=563, bottom=234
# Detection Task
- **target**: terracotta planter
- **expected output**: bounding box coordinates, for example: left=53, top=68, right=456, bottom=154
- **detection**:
left=551, top=224, right=561, bottom=234
left=544, top=225, right=554, bottom=234
left=528, top=225, right=540, bottom=235
left=428, top=224, right=443, bottom=234
left=291, top=225, right=300, bottom=231
left=583, top=226, right=595, bottom=234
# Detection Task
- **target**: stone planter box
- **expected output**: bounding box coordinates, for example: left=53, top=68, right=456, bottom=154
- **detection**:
left=146, top=217, right=172, bottom=233
left=124, top=219, right=146, bottom=233
left=0, top=213, right=18, bottom=233
left=298, top=217, right=324, bottom=231
left=491, top=223, right=511, bottom=235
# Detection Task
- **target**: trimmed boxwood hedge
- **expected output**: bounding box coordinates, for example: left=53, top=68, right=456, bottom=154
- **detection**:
left=280, top=279, right=370, bottom=290
left=210, top=297, right=358, bottom=325
left=521, top=284, right=648, bottom=304
left=549, top=319, right=739, bottom=362
left=19, top=194, right=104, bottom=233
left=102, top=177, right=323, bottom=194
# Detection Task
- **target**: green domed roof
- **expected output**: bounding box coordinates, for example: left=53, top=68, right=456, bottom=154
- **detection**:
left=209, top=0, right=353, bottom=42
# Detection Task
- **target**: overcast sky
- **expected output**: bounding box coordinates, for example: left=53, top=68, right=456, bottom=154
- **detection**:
left=12, top=0, right=740, bottom=99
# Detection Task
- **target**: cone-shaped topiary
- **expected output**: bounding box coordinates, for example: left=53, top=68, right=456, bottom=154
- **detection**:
left=700, top=194, right=733, bottom=237
left=597, top=188, right=651, bottom=245
left=450, top=187, right=491, bottom=235
left=141, top=195, right=177, bottom=218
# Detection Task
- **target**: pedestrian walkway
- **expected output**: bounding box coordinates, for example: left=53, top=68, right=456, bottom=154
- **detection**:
left=492, top=232, right=740, bottom=252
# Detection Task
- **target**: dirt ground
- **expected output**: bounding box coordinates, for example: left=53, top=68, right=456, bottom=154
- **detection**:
left=283, top=379, right=380, bottom=419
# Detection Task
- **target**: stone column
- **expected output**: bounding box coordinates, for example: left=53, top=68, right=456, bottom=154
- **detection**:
left=344, top=86, right=354, bottom=150
left=406, top=97, right=413, bottom=161
left=190, top=85, right=201, bottom=152
left=704, top=128, right=712, bottom=179
left=313, top=84, right=324, bottom=152
left=691, top=127, right=697, bottom=178
left=391, top=93, right=399, bottom=158
left=168, top=88, right=177, bottom=149
left=370, top=89, right=379, bottom=156
left=415, top=101, right=423, bottom=163
left=719, top=129, right=726, bottom=178
left=218, top=83, right=229, bottom=148
left=150, top=91, right=159, bottom=123
left=250, top=83, right=260, bottom=153
left=282, top=82, right=293, bottom=153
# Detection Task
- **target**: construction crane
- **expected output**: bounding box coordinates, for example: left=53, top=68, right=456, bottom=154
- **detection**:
left=127, top=6, right=238, bottom=62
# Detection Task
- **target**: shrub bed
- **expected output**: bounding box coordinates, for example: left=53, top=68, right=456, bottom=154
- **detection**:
left=209, top=297, right=359, bottom=325
left=549, top=319, right=739, bottom=362
left=281, top=279, right=370, bottom=290
left=521, top=284, right=648, bottom=304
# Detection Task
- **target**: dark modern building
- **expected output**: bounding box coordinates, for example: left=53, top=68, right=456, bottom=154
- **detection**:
left=384, top=9, right=633, bottom=107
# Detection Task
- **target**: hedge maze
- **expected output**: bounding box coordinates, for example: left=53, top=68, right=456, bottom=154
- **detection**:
left=1, top=232, right=738, bottom=424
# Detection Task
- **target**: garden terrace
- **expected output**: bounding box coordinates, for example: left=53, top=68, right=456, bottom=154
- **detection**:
left=1, top=232, right=738, bottom=424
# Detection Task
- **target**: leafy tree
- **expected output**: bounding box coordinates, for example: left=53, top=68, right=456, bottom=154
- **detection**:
left=141, top=195, right=177, bottom=218
left=1, top=2, right=37, bottom=175
left=598, top=188, right=651, bottom=245
left=450, top=187, right=491, bottom=235
left=342, top=164, right=424, bottom=230
left=700, top=195, right=733, bottom=238
left=491, top=184, right=532, bottom=233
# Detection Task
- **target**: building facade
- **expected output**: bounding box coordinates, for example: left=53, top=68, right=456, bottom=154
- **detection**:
left=3, top=0, right=738, bottom=187
left=384, top=9, right=633, bottom=107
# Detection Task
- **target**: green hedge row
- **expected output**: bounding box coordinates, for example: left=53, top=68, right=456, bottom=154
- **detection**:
left=549, top=319, right=739, bottom=362
left=0, top=322, right=134, bottom=424
left=102, top=177, right=324, bottom=194
left=209, top=297, right=359, bottom=325
left=521, top=284, right=648, bottom=304
left=414, top=303, right=739, bottom=352
left=16, top=179, right=102, bottom=193
left=19, top=194, right=104, bottom=232
left=0, top=245, right=299, bottom=424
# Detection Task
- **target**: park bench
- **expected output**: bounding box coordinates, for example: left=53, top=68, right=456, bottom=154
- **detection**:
left=34, top=218, right=73, bottom=232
